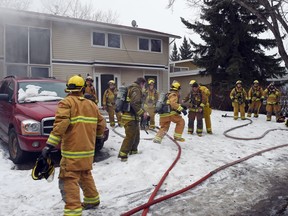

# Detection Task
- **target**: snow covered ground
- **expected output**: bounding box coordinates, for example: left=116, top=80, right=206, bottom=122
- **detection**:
left=1, top=110, right=288, bottom=216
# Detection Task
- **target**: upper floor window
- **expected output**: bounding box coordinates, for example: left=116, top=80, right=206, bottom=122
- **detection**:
left=5, top=25, right=50, bottom=64
left=92, top=32, right=121, bottom=48
left=139, top=37, right=162, bottom=53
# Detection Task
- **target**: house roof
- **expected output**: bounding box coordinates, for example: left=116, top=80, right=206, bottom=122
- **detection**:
left=0, top=7, right=181, bottom=39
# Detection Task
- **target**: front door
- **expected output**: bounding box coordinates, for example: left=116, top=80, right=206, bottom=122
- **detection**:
left=100, top=74, right=115, bottom=107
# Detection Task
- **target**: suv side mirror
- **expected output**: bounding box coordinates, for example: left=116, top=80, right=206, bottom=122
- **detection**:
left=0, top=94, right=9, bottom=101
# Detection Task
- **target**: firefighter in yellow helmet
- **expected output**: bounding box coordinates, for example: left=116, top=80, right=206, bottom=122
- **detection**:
left=102, top=80, right=122, bottom=127
left=83, top=75, right=98, bottom=104
left=182, top=80, right=207, bottom=136
left=143, top=79, right=159, bottom=129
left=230, top=80, right=247, bottom=120
left=194, top=81, right=213, bottom=134
left=153, top=80, right=186, bottom=143
left=247, top=80, right=264, bottom=118
left=263, top=82, right=281, bottom=121
left=41, top=75, right=106, bottom=215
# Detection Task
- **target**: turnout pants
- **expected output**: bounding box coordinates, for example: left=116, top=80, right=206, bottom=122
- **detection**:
left=188, top=111, right=203, bottom=134
left=145, top=106, right=156, bottom=128
left=59, top=168, right=99, bottom=216
left=119, top=120, right=140, bottom=158
left=232, top=102, right=246, bottom=120
left=266, top=104, right=281, bottom=121
left=203, top=106, right=212, bottom=133
left=247, top=101, right=262, bottom=117
left=107, top=105, right=121, bottom=127
left=155, top=114, right=185, bottom=142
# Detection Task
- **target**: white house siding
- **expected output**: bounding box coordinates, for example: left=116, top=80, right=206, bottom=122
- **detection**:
left=52, top=22, right=169, bottom=66
left=0, top=61, right=3, bottom=78
left=52, top=64, right=93, bottom=81
left=0, top=23, right=3, bottom=58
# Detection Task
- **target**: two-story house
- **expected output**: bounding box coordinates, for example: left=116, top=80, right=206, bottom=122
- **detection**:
left=0, top=8, right=180, bottom=105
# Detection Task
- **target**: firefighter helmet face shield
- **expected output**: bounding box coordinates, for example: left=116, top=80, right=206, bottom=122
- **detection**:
left=65, top=75, right=85, bottom=92
left=32, top=155, right=55, bottom=182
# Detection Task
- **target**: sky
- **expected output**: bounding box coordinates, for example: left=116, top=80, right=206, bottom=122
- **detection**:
left=30, top=0, right=201, bottom=47
left=1, top=109, right=288, bottom=215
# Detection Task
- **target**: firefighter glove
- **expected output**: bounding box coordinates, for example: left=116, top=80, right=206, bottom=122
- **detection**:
left=181, top=107, right=187, bottom=116
left=42, top=144, right=55, bottom=159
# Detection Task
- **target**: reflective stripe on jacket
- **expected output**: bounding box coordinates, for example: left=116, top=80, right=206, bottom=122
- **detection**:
left=47, top=94, right=106, bottom=171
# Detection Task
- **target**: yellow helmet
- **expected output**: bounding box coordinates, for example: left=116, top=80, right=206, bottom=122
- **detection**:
left=236, top=80, right=242, bottom=85
left=189, top=80, right=196, bottom=85
left=108, top=80, right=115, bottom=85
left=170, top=80, right=181, bottom=91
left=65, top=75, right=85, bottom=92
left=253, top=80, right=259, bottom=84
left=148, top=79, right=155, bottom=85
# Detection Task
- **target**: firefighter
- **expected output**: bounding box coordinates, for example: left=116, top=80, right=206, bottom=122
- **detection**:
left=263, top=82, right=282, bottom=121
left=230, top=80, right=247, bottom=120
left=182, top=80, right=207, bottom=137
left=83, top=75, right=98, bottom=104
left=41, top=75, right=106, bottom=216
left=199, top=84, right=213, bottom=134
left=143, top=79, right=159, bottom=129
left=118, top=77, right=148, bottom=162
left=247, top=80, right=264, bottom=118
left=102, top=80, right=122, bottom=127
left=153, top=80, right=186, bottom=144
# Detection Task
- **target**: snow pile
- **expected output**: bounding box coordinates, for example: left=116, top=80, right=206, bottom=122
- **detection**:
left=18, top=84, right=62, bottom=102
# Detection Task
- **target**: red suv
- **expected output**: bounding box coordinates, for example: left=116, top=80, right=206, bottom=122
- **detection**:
left=0, top=76, right=109, bottom=164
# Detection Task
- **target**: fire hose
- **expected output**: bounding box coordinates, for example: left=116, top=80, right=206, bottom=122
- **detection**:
left=120, top=117, right=288, bottom=216
left=222, top=114, right=288, bottom=140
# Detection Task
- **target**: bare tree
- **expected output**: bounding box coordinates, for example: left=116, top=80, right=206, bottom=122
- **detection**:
left=168, top=0, right=288, bottom=69
left=0, top=0, right=31, bottom=10
left=40, top=0, right=119, bottom=24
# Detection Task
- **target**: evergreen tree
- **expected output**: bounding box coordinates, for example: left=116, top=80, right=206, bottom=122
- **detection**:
left=179, top=36, right=193, bottom=60
left=181, top=0, right=286, bottom=86
left=170, top=42, right=180, bottom=61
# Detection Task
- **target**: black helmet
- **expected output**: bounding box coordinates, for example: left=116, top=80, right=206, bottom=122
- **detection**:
left=32, top=155, right=55, bottom=182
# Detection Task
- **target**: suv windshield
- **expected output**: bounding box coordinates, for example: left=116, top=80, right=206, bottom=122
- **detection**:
left=18, top=81, right=67, bottom=103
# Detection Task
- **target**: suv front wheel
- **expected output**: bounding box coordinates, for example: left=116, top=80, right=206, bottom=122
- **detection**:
left=8, top=128, right=27, bottom=164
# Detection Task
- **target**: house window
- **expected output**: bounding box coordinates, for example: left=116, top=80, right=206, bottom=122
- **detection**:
left=139, top=38, right=149, bottom=51
left=139, top=37, right=162, bottom=53
left=93, top=32, right=105, bottom=46
left=31, top=67, right=49, bottom=78
left=5, top=25, right=28, bottom=63
left=108, top=33, right=120, bottom=48
left=151, top=39, right=161, bottom=52
left=5, top=25, right=51, bottom=77
left=6, top=65, right=27, bottom=77
left=92, top=32, right=121, bottom=48
left=29, top=28, right=50, bottom=64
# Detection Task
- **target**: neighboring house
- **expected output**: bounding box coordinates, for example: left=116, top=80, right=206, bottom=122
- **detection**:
left=0, top=8, right=180, bottom=105
left=169, top=59, right=211, bottom=96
